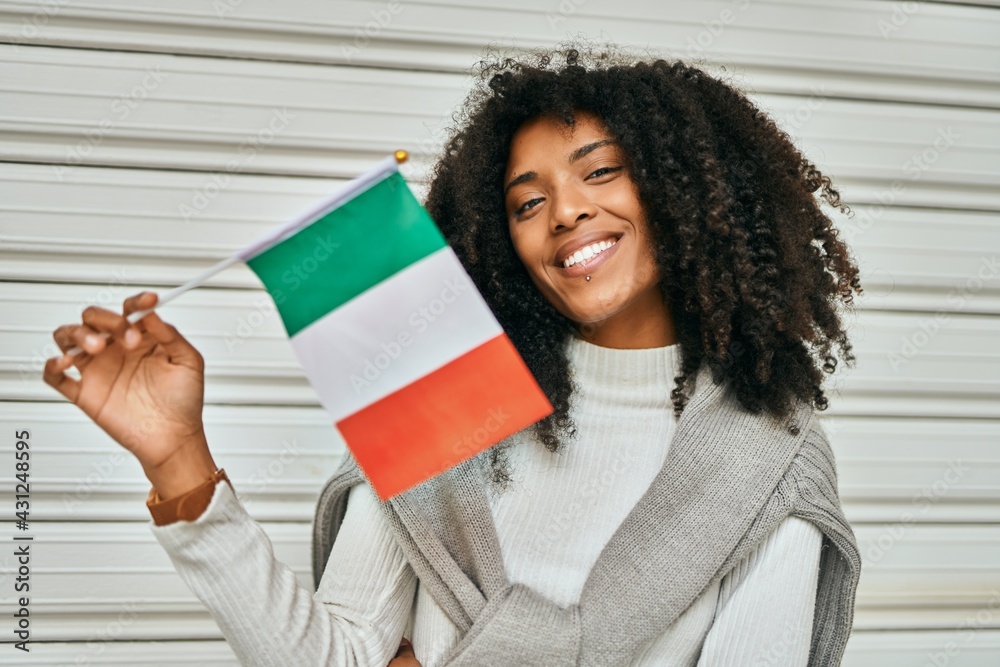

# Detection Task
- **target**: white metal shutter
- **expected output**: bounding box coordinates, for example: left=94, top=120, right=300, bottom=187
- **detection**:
left=0, top=1, right=997, bottom=663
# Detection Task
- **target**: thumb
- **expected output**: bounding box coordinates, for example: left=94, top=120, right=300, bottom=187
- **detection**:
left=141, top=313, right=204, bottom=371
left=126, top=293, right=204, bottom=371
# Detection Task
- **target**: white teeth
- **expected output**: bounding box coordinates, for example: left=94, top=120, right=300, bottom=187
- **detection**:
left=562, top=238, right=618, bottom=268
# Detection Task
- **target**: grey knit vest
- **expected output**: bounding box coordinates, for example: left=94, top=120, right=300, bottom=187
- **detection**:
left=312, top=362, right=862, bottom=666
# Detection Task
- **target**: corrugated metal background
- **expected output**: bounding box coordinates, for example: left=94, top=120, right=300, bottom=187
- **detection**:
left=0, top=0, right=997, bottom=663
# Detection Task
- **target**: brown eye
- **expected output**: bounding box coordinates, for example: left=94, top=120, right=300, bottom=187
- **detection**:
left=515, top=198, right=543, bottom=217
left=588, top=166, right=623, bottom=179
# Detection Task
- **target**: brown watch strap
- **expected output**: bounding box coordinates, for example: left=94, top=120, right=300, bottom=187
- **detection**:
left=146, top=468, right=231, bottom=526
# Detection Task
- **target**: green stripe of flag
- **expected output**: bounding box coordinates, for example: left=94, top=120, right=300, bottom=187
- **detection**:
left=246, top=171, right=446, bottom=337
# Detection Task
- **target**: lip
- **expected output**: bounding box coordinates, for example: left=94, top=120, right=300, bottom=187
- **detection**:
left=555, top=233, right=622, bottom=279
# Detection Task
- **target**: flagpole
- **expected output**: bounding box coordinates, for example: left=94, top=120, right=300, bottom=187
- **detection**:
left=63, top=150, right=409, bottom=357
left=62, top=238, right=246, bottom=359
left=124, top=254, right=243, bottom=323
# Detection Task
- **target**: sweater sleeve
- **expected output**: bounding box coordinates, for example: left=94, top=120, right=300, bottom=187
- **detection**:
left=696, top=515, right=823, bottom=666
left=149, top=475, right=417, bottom=667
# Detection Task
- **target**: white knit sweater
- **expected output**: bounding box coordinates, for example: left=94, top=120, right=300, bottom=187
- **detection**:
left=151, top=335, right=823, bottom=666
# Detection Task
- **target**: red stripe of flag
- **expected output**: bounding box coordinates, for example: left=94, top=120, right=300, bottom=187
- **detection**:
left=336, top=333, right=553, bottom=500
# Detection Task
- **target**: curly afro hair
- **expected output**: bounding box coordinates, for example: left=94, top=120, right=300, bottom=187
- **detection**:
left=424, top=44, right=863, bottom=489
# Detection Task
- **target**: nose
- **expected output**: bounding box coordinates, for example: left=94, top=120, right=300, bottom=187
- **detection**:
left=549, top=180, right=597, bottom=234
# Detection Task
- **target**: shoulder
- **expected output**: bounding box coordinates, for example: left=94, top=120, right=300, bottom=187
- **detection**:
left=782, top=411, right=845, bottom=509
left=777, top=409, right=863, bottom=597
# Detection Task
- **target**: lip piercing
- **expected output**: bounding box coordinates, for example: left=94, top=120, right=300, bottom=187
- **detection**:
left=585, top=276, right=591, bottom=281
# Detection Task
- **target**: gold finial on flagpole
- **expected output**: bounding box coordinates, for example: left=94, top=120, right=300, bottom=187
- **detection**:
left=394, top=149, right=409, bottom=164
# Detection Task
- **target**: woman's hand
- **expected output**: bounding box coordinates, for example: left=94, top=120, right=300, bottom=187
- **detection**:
left=42, top=291, right=217, bottom=498
left=388, top=637, right=422, bottom=666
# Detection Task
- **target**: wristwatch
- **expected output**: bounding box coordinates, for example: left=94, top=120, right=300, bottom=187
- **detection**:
left=146, top=468, right=231, bottom=526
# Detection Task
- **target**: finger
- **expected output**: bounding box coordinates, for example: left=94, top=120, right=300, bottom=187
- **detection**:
left=52, top=324, right=106, bottom=362
left=82, top=304, right=142, bottom=350
left=51, top=327, right=92, bottom=367
left=53, top=324, right=80, bottom=354
left=122, top=290, right=157, bottom=320
left=68, top=323, right=109, bottom=356
left=124, top=292, right=203, bottom=371
left=43, top=353, right=81, bottom=403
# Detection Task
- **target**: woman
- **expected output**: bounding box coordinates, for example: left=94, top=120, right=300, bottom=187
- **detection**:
left=44, top=46, right=863, bottom=666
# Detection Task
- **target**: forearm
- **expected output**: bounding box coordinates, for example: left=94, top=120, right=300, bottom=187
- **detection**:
left=150, top=479, right=415, bottom=667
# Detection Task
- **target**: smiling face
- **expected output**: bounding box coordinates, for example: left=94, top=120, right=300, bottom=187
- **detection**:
left=503, top=110, right=674, bottom=348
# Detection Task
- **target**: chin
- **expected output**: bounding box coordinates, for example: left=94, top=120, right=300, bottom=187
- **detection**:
left=561, top=299, right=630, bottom=328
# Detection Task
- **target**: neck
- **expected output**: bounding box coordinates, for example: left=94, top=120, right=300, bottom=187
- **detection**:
left=576, top=286, right=676, bottom=349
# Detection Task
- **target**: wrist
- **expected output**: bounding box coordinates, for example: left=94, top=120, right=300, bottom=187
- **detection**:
left=145, top=431, right=219, bottom=501
left=146, top=468, right=230, bottom=526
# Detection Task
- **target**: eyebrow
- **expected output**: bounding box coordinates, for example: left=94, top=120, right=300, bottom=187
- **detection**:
left=503, top=171, right=536, bottom=200
left=568, top=138, right=615, bottom=163
left=503, top=139, right=617, bottom=199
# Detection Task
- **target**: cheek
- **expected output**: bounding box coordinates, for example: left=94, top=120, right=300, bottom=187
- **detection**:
left=508, top=223, right=545, bottom=269
left=604, top=188, right=646, bottom=231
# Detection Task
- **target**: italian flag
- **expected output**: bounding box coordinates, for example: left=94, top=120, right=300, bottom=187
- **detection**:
left=238, top=154, right=553, bottom=500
